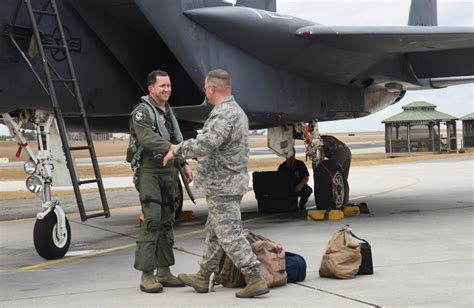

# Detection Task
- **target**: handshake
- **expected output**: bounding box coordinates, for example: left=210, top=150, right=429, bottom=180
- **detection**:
left=163, top=143, right=194, bottom=184
left=163, top=143, right=179, bottom=166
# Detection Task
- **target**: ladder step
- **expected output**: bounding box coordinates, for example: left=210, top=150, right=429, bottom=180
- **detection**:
left=52, top=78, right=75, bottom=83
left=43, top=44, right=66, bottom=50
left=62, top=113, right=83, bottom=117
left=86, top=212, right=109, bottom=219
left=32, top=10, right=57, bottom=16
left=69, top=145, right=90, bottom=151
left=78, top=179, right=99, bottom=185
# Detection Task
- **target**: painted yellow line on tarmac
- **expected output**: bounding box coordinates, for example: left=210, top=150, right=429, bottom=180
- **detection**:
left=7, top=212, right=283, bottom=273
left=0, top=268, right=48, bottom=273
left=0, top=217, right=37, bottom=224
left=13, top=243, right=136, bottom=272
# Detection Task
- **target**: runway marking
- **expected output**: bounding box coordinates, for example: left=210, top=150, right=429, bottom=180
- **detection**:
left=0, top=217, right=38, bottom=224
left=0, top=268, right=48, bottom=273
left=6, top=212, right=284, bottom=273
left=9, top=243, right=136, bottom=273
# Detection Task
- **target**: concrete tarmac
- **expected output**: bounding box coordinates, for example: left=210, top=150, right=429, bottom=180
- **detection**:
left=0, top=156, right=473, bottom=307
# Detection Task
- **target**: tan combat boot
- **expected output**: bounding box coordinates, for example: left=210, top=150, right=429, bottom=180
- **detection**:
left=156, top=272, right=185, bottom=287
left=140, top=271, right=163, bottom=293
left=235, top=274, right=269, bottom=298
left=178, top=270, right=210, bottom=293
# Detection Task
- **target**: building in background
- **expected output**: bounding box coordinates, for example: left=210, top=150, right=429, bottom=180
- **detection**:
left=460, top=113, right=474, bottom=150
left=382, top=101, right=458, bottom=156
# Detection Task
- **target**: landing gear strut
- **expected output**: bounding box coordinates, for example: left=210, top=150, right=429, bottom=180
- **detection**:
left=267, top=120, right=351, bottom=210
left=3, top=111, right=71, bottom=259
left=303, top=121, right=351, bottom=210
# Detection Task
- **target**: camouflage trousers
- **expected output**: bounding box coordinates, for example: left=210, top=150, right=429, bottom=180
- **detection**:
left=134, top=170, right=176, bottom=272
left=199, top=195, right=261, bottom=276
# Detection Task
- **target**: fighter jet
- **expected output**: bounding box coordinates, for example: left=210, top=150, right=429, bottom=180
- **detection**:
left=1, top=0, right=473, bottom=259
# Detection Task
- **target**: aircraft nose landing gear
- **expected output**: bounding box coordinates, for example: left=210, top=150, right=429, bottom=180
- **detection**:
left=3, top=111, right=71, bottom=259
left=34, top=207, right=71, bottom=260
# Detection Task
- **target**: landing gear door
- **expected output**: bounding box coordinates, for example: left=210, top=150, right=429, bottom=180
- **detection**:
left=267, top=125, right=294, bottom=158
left=50, top=120, right=76, bottom=187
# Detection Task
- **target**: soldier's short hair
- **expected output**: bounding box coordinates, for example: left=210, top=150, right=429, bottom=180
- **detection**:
left=206, top=69, right=231, bottom=89
left=147, top=70, right=169, bottom=86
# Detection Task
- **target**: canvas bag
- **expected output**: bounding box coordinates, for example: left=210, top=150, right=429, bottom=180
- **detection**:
left=251, top=240, right=287, bottom=288
left=213, top=256, right=246, bottom=288
left=319, top=225, right=362, bottom=279
left=212, top=230, right=287, bottom=288
left=212, top=230, right=268, bottom=288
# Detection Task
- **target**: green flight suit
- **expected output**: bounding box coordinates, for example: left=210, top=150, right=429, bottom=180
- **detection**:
left=130, top=96, right=185, bottom=272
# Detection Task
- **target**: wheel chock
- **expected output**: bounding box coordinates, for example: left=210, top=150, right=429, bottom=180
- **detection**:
left=307, top=209, right=327, bottom=220
left=328, top=210, right=345, bottom=220
left=343, top=205, right=360, bottom=217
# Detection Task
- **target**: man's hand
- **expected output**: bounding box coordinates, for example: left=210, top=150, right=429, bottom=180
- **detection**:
left=182, top=164, right=194, bottom=183
left=163, top=144, right=179, bottom=166
left=295, top=183, right=303, bottom=192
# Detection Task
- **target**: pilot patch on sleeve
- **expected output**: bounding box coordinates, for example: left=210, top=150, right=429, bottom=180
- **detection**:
left=134, top=110, right=144, bottom=122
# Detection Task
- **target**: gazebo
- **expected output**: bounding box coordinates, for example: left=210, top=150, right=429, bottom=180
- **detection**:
left=460, top=113, right=474, bottom=149
left=382, top=101, right=458, bottom=156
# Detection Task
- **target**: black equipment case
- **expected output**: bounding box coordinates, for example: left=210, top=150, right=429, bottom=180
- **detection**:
left=252, top=171, right=298, bottom=213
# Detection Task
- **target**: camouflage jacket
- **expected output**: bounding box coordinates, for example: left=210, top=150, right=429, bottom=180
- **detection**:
left=179, top=96, right=249, bottom=196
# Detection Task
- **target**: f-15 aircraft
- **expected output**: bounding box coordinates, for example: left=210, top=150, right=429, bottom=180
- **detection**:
left=1, top=0, right=473, bottom=259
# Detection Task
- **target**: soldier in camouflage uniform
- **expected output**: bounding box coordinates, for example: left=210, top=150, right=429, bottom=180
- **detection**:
left=164, top=69, right=269, bottom=298
left=129, top=70, right=193, bottom=293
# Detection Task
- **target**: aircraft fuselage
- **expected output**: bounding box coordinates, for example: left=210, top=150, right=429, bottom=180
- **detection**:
left=1, top=0, right=408, bottom=132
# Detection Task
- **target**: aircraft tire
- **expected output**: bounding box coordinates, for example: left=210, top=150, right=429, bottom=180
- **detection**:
left=33, top=212, right=71, bottom=260
left=174, top=177, right=183, bottom=219
left=313, top=159, right=349, bottom=210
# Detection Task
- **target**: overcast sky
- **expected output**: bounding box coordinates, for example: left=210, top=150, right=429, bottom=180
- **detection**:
left=1, top=0, right=472, bottom=135
left=277, top=0, right=474, bottom=132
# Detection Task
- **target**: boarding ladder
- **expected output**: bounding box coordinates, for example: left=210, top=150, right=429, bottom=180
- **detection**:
left=7, top=0, right=110, bottom=221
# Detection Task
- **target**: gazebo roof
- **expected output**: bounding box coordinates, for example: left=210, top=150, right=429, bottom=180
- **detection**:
left=382, top=101, right=458, bottom=123
left=402, top=101, right=437, bottom=110
left=460, top=113, right=474, bottom=121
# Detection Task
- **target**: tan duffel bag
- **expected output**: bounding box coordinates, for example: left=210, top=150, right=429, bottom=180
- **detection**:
left=319, top=225, right=362, bottom=279
left=251, top=240, right=287, bottom=288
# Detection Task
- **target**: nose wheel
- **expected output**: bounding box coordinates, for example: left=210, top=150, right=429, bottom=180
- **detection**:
left=33, top=212, right=71, bottom=260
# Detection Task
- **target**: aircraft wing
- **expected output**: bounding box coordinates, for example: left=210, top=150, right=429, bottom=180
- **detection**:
left=184, top=6, right=474, bottom=85
left=295, top=25, right=474, bottom=79
left=295, top=26, right=474, bottom=52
